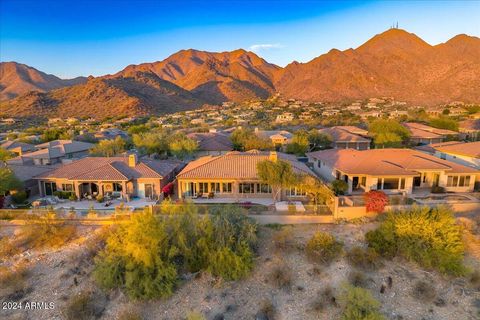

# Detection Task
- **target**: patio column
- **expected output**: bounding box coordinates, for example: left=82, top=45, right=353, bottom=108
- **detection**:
left=122, top=181, right=127, bottom=200
left=37, top=180, right=43, bottom=197
left=347, top=177, right=353, bottom=194
left=73, top=181, right=80, bottom=199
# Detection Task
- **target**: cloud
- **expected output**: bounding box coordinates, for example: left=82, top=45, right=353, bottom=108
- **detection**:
left=249, top=43, right=284, bottom=52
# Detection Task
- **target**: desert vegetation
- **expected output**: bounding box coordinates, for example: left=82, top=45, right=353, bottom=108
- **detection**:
left=366, top=205, right=466, bottom=275
left=94, top=203, right=257, bottom=299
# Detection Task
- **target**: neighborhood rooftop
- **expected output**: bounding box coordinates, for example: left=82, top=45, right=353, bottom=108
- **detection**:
left=177, top=150, right=315, bottom=179
left=307, top=148, right=477, bottom=176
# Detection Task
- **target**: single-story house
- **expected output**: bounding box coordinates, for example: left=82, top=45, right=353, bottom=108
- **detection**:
left=1, top=141, right=36, bottom=155
left=187, top=131, right=233, bottom=157
left=318, top=126, right=371, bottom=150
left=307, top=148, right=478, bottom=195
left=34, top=155, right=184, bottom=200
left=7, top=164, right=56, bottom=197
left=403, top=122, right=459, bottom=145
left=177, top=150, right=316, bottom=201
left=422, top=141, right=480, bottom=169
left=254, top=128, right=293, bottom=147
left=8, top=140, right=94, bottom=166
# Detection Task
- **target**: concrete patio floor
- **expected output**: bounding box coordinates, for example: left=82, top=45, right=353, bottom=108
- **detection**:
left=51, top=198, right=157, bottom=211
left=190, top=197, right=274, bottom=206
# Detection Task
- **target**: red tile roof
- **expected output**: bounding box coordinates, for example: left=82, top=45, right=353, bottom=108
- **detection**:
left=178, top=150, right=315, bottom=179
left=307, top=148, right=478, bottom=176
left=35, top=156, right=182, bottom=181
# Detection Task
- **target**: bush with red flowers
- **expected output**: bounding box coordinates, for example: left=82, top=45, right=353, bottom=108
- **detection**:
left=364, top=190, right=388, bottom=213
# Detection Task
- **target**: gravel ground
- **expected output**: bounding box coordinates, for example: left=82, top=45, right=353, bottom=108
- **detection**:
left=1, top=221, right=479, bottom=320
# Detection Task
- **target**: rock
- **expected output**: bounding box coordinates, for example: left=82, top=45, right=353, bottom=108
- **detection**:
left=225, top=304, right=237, bottom=312
left=434, top=297, right=446, bottom=307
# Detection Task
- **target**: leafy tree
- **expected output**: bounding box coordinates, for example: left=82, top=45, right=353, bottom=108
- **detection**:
left=90, top=136, right=126, bottom=157
left=365, top=206, right=465, bottom=275
left=308, top=129, right=332, bottom=151
left=296, top=175, right=333, bottom=208
left=368, top=119, right=410, bottom=147
left=127, top=124, right=149, bottom=135
left=257, top=159, right=298, bottom=201
left=340, top=285, right=385, bottom=320
left=331, top=179, right=348, bottom=195
left=465, top=105, right=480, bottom=114
left=41, top=128, right=68, bottom=142
left=168, top=133, right=198, bottom=160
left=133, top=132, right=169, bottom=156
left=0, top=148, right=15, bottom=163
left=364, top=191, right=388, bottom=213
left=429, top=117, right=459, bottom=132
left=231, top=128, right=272, bottom=151
left=286, top=130, right=309, bottom=155
left=0, top=167, right=22, bottom=196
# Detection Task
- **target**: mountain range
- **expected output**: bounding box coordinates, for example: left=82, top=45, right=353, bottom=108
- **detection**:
left=1, top=29, right=479, bottom=119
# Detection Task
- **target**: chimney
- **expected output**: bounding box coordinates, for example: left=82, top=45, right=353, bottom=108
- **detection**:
left=128, top=154, right=137, bottom=167
left=254, top=127, right=259, bottom=133
left=269, top=151, right=277, bottom=162
left=13, top=147, right=22, bottom=156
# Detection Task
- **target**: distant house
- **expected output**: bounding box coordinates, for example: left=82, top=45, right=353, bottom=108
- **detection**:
left=318, top=126, right=371, bottom=150
left=8, top=140, right=94, bottom=166
left=254, top=128, right=293, bottom=148
left=459, top=119, right=480, bottom=141
left=403, top=122, right=459, bottom=145
left=307, top=148, right=478, bottom=195
left=1, top=141, right=36, bottom=156
left=177, top=150, right=316, bottom=201
left=95, top=128, right=128, bottom=141
left=275, top=112, right=294, bottom=123
left=7, top=164, right=55, bottom=196
left=416, top=141, right=480, bottom=170
left=35, top=155, right=183, bottom=199
left=187, top=131, right=234, bottom=157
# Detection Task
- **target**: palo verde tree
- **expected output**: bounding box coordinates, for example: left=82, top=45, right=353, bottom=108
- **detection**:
left=257, top=157, right=298, bottom=201
left=0, top=167, right=22, bottom=208
left=368, top=119, right=410, bottom=148
left=296, top=175, right=334, bottom=210
left=90, top=136, right=126, bottom=157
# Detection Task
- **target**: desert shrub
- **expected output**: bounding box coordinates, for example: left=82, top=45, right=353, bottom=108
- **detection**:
left=305, top=231, right=343, bottom=264
left=0, top=261, right=30, bottom=299
left=469, top=270, right=480, bottom=290
left=96, top=194, right=104, bottom=203
left=412, top=280, right=436, bottom=302
left=310, top=286, right=337, bottom=313
left=347, top=246, right=382, bottom=271
left=331, top=179, right=348, bottom=195
left=348, top=271, right=367, bottom=288
left=95, top=203, right=257, bottom=299
left=269, top=264, right=293, bottom=289
left=186, top=311, right=206, bottom=320
left=0, top=236, right=19, bottom=259
left=258, top=299, right=276, bottom=320
left=340, top=285, right=385, bottom=320
left=365, top=206, right=466, bottom=275
left=63, top=291, right=101, bottom=320
left=19, top=214, right=77, bottom=249
left=11, top=191, right=27, bottom=204
left=273, top=227, right=295, bottom=250
left=364, top=191, right=388, bottom=213
left=118, top=308, right=143, bottom=320
left=54, top=190, right=73, bottom=199
left=69, top=193, right=78, bottom=201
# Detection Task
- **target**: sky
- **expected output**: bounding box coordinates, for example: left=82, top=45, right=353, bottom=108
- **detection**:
left=1, top=0, right=479, bottom=78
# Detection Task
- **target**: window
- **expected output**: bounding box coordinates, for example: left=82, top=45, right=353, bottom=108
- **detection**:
left=256, top=183, right=272, bottom=194
left=286, top=187, right=306, bottom=197
left=360, top=177, right=366, bottom=187
left=447, top=175, right=471, bottom=187
left=62, top=183, right=73, bottom=192
left=222, top=183, right=232, bottom=193
left=400, top=178, right=406, bottom=189
left=239, top=183, right=255, bottom=193
left=382, top=178, right=400, bottom=190
left=210, top=182, right=220, bottom=193
left=113, top=183, right=122, bottom=192
left=199, top=182, right=208, bottom=194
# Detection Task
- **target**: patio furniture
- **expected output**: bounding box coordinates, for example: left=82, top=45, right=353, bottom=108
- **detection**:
left=208, top=192, right=214, bottom=199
